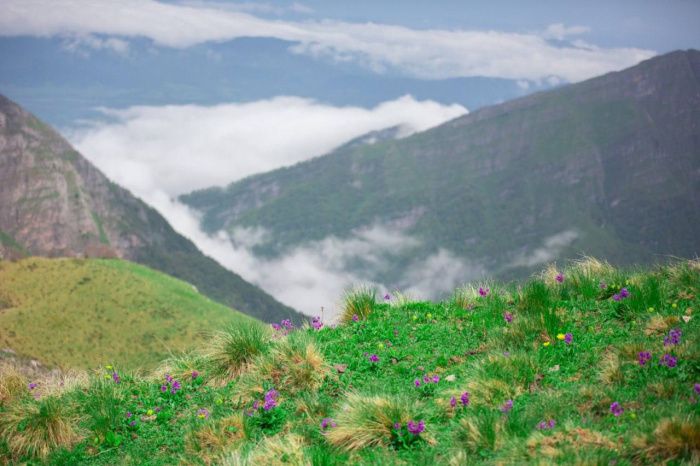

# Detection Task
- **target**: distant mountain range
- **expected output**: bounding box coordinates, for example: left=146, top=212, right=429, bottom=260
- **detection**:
left=0, top=94, right=302, bottom=323
left=182, top=50, right=700, bottom=295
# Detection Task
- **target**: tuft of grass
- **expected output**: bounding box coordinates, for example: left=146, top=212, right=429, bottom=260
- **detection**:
left=247, top=433, right=310, bottom=466
left=186, top=413, right=246, bottom=464
left=598, top=350, right=623, bottom=385
left=638, top=417, right=700, bottom=463
left=453, top=408, right=504, bottom=455
left=339, top=285, right=376, bottom=323
left=0, top=363, right=27, bottom=406
left=0, top=396, right=82, bottom=459
left=207, top=321, right=272, bottom=380
left=325, top=393, right=422, bottom=451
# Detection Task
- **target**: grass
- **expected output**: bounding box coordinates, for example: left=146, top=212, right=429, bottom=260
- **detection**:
left=0, top=258, right=698, bottom=464
left=0, top=257, right=254, bottom=370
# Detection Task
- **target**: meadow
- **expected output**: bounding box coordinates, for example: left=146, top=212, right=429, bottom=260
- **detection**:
left=1, top=258, right=699, bottom=465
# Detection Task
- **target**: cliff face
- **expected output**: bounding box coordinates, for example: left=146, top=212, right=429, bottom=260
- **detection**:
left=182, top=50, right=700, bottom=286
left=0, top=95, right=302, bottom=322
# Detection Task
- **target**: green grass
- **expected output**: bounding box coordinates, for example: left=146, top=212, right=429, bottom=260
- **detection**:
left=1, top=258, right=699, bottom=464
left=0, top=258, right=254, bottom=370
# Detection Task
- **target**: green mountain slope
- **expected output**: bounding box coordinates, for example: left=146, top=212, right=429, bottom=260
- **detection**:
left=2, top=259, right=698, bottom=464
left=0, top=257, right=254, bottom=369
left=182, top=50, right=700, bottom=291
left=0, top=94, right=303, bottom=323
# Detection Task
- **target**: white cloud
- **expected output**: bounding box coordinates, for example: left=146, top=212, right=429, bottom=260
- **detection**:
left=510, top=230, right=579, bottom=268
left=69, top=95, right=467, bottom=196
left=0, top=0, right=655, bottom=82
left=61, top=34, right=129, bottom=56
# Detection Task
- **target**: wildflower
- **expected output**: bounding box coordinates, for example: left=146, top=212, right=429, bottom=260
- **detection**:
left=537, top=421, right=547, bottom=430
left=599, top=281, right=607, bottom=290
left=564, top=333, right=573, bottom=344
left=432, top=375, right=440, bottom=383
left=450, top=396, right=457, bottom=408
left=320, top=418, right=337, bottom=430
left=478, top=287, right=489, bottom=297
left=197, top=408, right=210, bottom=419
left=672, top=303, right=678, bottom=309
left=694, top=383, right=700, bottom=395
left=548, top=419, right=556, bottom=429
left=154, top=406, right=161, bottom=413
left=500, top=399, right=513, bottom=413
left=555, top=273, right=564, bottom=283
left=543, top=341, right=550, bottom=347
left=352, top=314, right=359, bottom=322
left=369, top=354, right=379, bottom=363
left=393, top=422, right=401, bottom=430
left=537, top=419, right=556, bottom=430
left=613, top=294, right=621, bottom=301
left=648, top=307, right=654, bottom=313
left=556, top=333, right=565, bottom=341
left=126, top=412, right=132, bottom=418
left=660, top=353, right=677, bottom=368
left=160, top=385, right=168, bottom=393
left=146, top=409, right=154, bottom=416
left=610, top=402, right=623, bottom=416
left=407, top=420, right=425, bottom=435
left=423, top=375, right=431, bottom=384
left=171, top=380, right=182, bottom=394
left=165, top=374, right=173, bottom=383
left=263, top=389, right=278, bottom=410
left=414, top=379, right=421, bottom=387
left=105, top=365, right=113, bottom=370
left=460, top=392, right=470, bottom=406
left=619, top=288, right=630, bottom=298
left=664, top=328, right=682, bottom=346
left=192, top=371, right=199, bottom=379
left=638, top=351, right=652, bottom=366
left=384, top=293, right=391, bottom=301
left=426, top=313, right=433, bottom=320
left=311, top=316, right=323, bottom=330
left=28, top=383, right=37, bottom=390
left=503, top=312, right=513, bottom=323
left=271, top=323, right=281, bottom=331
left=112, top=372, right=120, bottom=384
left=129, top=420, right=137, bottom=427
left=252, top=401, right=260, bottom=410
left=281, top=319, right=294, bottom=330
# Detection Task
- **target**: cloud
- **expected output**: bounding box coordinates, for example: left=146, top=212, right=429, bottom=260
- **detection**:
left=61, top=34, right=130, bottom=56
left=69, top=95, right=467, bottom=196
left=510, top=230, right=579, bottom=268
left=0, top=0, right=655, bottom=82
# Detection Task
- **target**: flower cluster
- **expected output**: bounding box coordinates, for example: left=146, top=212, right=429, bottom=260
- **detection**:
left=450, top=391, right=471, bottom=408
left=415, top=374, right=440, bottom=387
left=612, top=288, right=630, bottom=301
left=271, top=319, right=294, bottom=335
left=28, top=382, right=37, bottom=391
left=610, top=401, right=624, bottom=417
left=161, top=374, right=181, bottom=394
left=664, top=328, right=682, bottom=346
left=196, top=408, right=210, bottom=420
left=556, top=333, right=573, bottom=344
left=555, top=273, right=564, bottom=283
left=638, top=351, right=652, bottom=366
left=311, top=316, right=323, bottom=330
left=407, top=420, right=425, bottom=435
left=500, top=399, right=514, bottom=413
left=263, top=389, right=279, bottom=411
left=320, top=418, right=337, bottom=431
left=112, top=371, right=121, bottom=384
left=503, top=312, right=513, bottom=323
left=660, top=353, right=677, bottom=368
left=536, top=419, right=556, bottom=430
left=368, top=354, right=379, bottom=363
left=478, top=287, right=489, bottom=297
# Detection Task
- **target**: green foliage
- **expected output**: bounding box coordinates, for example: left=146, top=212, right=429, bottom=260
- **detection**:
left=207, top=321, right=272, bottom=380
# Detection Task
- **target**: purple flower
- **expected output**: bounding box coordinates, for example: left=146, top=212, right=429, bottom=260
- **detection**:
left=664, top=328, right=682, bottom=346
left=160, top=384, right=168, bottom=393
left=393, top=422, right=401, bottom=430
left=28, top=383, right=37, bottom=391
left=478, top=287, right=489, bottom=297
left=126, top=411, right=132, bottom=418
left=432, top=375, right=440, bottom=383
left=281, top=319, right=294, bottom=330
left=612, top=294, right=621, bottom=301
left=460, top=392, right=471, bottom=406
left=619, top=288, right=630, bottom=298
left=503, top=312, right=513, bottom=323
left=154, top=406, right=161, bottom=413
left=414, top=379, right=421, bottom=387
left=548, top=419, right=556, bottom=429
left=252, top=400, right=260, bottom=410
left=165, top=374, right=173, bottom=383
left=197, top=408, right=210, bottom=419
left=320, top=418, right=337, bottom=430
left=500, top=399, right=513, bottom=413
left=129, top=420, right=137, bottom=427
left=555, top=273, right=564, bottom=283
left=660, top=353, right=677, bottom=368
left=311, top=316, right=324, bottom=330
left=191, top=371, right=199, bottom=379
left=352, top=314, right=359, bottom=322
left=171, top=380, right=181, bottom=394
left=537, top=421, right=547, bottom=430
left=599, top=281, right=607, bottom=290
left=112, top=372, right=120, bottom=384
left=369, top=354, right=379, bottom=363
left=564, top=333, right=573, bottom=345
left=537, top=419, right=556, bottom=430
left=638, top=351, right=652, bottom=366
left=610, top=402, right=623, bottom=417
left=450, top=396, right=457, bottom=408
left=384, top=293, right=391, bottom=301
left=271, top=323, right=281, bottom=331
left=694, top=383, right=700, bottom=395
left=407, top=420, right=425, bottom=435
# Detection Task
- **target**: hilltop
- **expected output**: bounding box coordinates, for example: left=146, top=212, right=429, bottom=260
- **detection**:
left=0, top=259, right=698, bottom=464
left=182, top=50, right=700, bottom=296
left=0, top=257, right=254, bottom=370
left=0, top=94, right=302, bottom=323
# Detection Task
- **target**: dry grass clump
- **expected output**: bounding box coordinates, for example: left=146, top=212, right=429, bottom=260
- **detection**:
left=636, top=417, right=700, bottom=463
left=525, top=426, right=617, bottom=460
left=186, top=413, right=246, bottom=464
left=598, top=350, right=623, bottom=385
left=220, top=433, right=309, bottom=466
left=454, top=410, right=504, bottom=454
left=0, top=396, right=83, bottom=459
left=0, top=363, right=27, bottom=405
left=339, top=285, right=376, bottom=323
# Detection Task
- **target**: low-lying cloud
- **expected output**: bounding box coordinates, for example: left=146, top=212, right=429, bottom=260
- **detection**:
left=70, top=95, right=466, bottom=196
left=510, top=230, right=579, bottom=268
left=1, top=0, right=655, bottom=82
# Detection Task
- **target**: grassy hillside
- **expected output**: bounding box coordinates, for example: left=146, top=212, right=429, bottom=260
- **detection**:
left=1, top=258, right=698, bottom=464
left=0, top=258, right=254, bottom=370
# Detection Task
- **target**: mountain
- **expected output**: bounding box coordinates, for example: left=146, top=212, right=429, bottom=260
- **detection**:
left=0, top=94, right=302, bottom=323
left=0, top=257, right=253, bottom=369
left=181, top=50, right=700, bottom=295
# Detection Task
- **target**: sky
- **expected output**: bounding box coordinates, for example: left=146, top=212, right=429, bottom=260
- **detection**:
left=1, top=0, right=699, bottom=317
